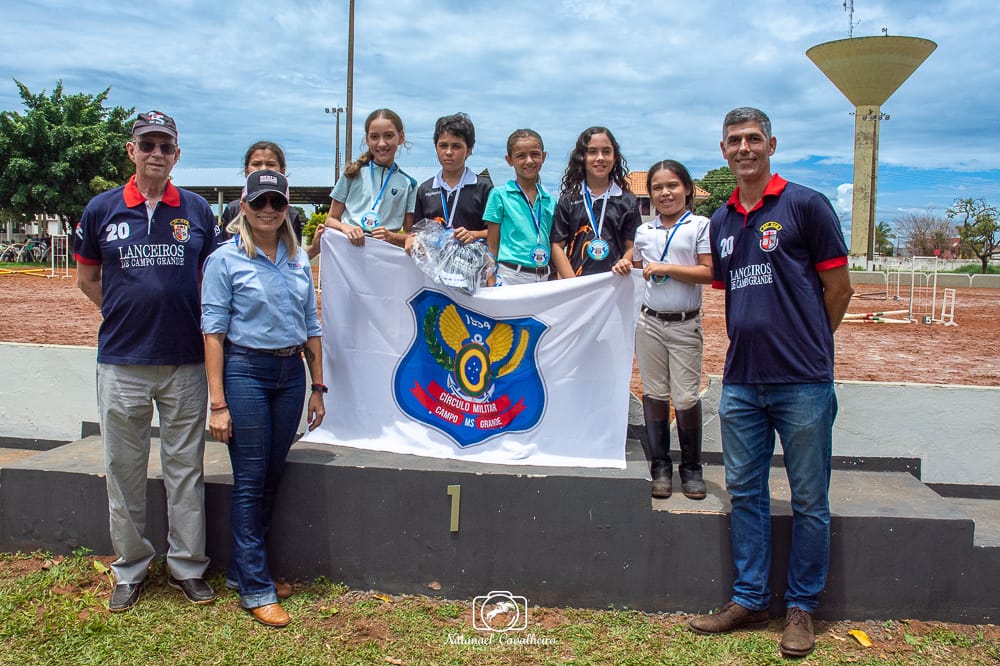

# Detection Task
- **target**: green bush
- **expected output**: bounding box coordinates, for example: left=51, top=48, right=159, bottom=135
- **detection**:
left=303, top=212, right=325, bottom=245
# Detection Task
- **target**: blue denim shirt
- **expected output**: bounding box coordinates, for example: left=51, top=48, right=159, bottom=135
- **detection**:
left=201, top=237, right=320, bottom=349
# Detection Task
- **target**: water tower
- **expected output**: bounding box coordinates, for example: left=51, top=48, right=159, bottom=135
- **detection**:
left=806, top=36, right=936, bottom=261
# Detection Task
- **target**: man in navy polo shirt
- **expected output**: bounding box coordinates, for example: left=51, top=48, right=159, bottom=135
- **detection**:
left=689, top=107, right=853, bottom=658
left=76, top=110, right=218, bottom=612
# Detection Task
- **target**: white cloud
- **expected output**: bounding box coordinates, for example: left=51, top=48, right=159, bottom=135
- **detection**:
left=835, top=183, right=854, bottom=215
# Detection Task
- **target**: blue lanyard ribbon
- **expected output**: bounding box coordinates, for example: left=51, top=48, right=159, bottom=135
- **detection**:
left=514, top=182, right=544, bottom=245
left=369, top=162, right=397, bottom=213
left=582, top=185, right=610, bottom=241
left=653, top=211, right=691, bottom=283
left=439, top=185, right=463, bottom=228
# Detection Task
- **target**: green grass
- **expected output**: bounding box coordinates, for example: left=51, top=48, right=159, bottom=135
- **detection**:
left=0, top=261, right=50, bottom=269
left=945, top=264, right=1000, bottom=275
left=1, top=551, right=996, bottom=665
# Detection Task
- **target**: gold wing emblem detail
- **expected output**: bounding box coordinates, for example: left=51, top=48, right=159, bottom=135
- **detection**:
left=485, top=322, right=513, bottom=363
left=438, top=304, right=470, bottom=354
left=497, top=330, right=529, bottom=377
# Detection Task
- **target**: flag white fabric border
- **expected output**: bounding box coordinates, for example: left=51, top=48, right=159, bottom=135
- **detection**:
left=300, top=230, right=643, bottom=469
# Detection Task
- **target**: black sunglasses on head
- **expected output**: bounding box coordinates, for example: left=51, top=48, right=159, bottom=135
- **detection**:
left=134, top=140, right=177, bottom=155
left=247, top=194, right=289, bottom=211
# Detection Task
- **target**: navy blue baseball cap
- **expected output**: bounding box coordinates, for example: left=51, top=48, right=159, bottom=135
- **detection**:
left=244, top=169, right=290, bottom=204
left=131, top=110, right=178, bottom=139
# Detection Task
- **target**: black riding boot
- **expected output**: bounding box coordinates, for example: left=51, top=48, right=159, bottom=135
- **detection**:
left=642, top=396, right=672, bottom=498
left=675, top=401, right=706, bottom=499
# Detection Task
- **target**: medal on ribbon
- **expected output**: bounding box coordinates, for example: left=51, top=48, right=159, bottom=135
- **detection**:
left=531, top=244, right=549, bottom=267
left=583, top=184, right=611, bottom=263
left=359, top=210, right=381, bottom=231
left=361, top=162, right=396, bottom=232
left=587, top=238, right=610, bottom=260
left=515, top=182, right=548, bottom=268
left=651, top=211, right=690, bottom=284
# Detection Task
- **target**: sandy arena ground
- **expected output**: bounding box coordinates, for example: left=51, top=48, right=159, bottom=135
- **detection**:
left=0, top=268, right=997, bottom=387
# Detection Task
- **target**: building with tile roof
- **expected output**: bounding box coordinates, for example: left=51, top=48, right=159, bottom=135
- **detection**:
left=626, top=171, right=711, bottom=218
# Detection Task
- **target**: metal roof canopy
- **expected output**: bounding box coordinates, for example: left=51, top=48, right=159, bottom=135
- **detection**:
left=181, top=169, right=496, bottom=209
left=181, top=185, right=332, bottom=207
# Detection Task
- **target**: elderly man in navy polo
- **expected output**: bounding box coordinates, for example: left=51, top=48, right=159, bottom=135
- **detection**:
left=76, top=110, right=218, bottom=612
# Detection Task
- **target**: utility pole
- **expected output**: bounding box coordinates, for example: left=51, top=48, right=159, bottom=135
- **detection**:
left=345, top=0, right=355, bottom=165
left=324, top=106, right=344, bottom=182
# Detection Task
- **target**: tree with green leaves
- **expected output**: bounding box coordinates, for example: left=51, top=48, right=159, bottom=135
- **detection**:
left=694, top=165, right=736, bottom=217
left=0, top=79, right=134, bottom=229
left=947, top=197, right=998, bottom=273
left=874, top=220, right=895, bottom=256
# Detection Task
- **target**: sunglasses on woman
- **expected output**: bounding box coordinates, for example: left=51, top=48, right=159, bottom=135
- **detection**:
left=247, top=194, right=289, bottom=211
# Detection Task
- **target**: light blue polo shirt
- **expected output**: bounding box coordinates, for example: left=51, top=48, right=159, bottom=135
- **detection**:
left=330, top=162, right=417, bottom=231
left=201, top=238, right=321, bottom=349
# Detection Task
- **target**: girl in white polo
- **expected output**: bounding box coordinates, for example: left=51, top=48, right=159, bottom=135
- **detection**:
left=632, top=160, right=713, bottom=500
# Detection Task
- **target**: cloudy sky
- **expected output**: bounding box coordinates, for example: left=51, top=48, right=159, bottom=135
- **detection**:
left=3, top=0, right=998, bottom=233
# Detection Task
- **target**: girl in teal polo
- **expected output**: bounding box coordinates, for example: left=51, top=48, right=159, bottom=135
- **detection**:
left=484, top=129, right=555, bottom=286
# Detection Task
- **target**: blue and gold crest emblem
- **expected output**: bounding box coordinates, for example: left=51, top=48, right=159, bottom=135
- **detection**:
left=394, top=290, right=547, bottom=447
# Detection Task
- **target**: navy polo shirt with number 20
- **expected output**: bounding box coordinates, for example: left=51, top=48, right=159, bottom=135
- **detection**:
left=710, top=174, right=848, bottom=385
left=75, top=175, right=217, bottom=365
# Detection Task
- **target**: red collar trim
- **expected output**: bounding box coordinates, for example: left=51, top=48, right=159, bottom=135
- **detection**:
left=123, top=174, right=181, bottom=207
left=726, top=173, right=788, bottom=214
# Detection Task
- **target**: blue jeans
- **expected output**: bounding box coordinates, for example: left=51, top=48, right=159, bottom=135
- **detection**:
left=719, top=382, right=836, bottom=614
left=224, top=344, right=305, bottom=609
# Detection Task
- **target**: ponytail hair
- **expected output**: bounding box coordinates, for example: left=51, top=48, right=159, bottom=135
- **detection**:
left=343, top=108, right=406, bottom=178
left=647, top=160, right=695, bottom=210
left=242, top=141, right=287, bottom=173
left=504, top=128, right=545, bottom=184
left=505, top=128, right=544, bottom=156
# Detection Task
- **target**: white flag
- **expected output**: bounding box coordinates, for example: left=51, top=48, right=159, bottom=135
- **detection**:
left=300, top=230, right=643, bottom=468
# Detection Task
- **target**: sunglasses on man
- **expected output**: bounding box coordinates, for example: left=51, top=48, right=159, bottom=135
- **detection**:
left=133, top=140, right=178, bottom=155
left=247, top=194, right=289, bottom=211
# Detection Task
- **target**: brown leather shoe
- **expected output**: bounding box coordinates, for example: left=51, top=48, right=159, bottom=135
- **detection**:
left=780, top=607, right=815, bottom=657
left=689, top=601, right=769, bottom=634
left=250, top=603, right=291, bottom=628
left=275, top=580, right=293, bottom=600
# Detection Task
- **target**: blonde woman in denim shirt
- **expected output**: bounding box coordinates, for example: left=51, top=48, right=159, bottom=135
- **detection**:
left=202, top=170, right=325, bottom=628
